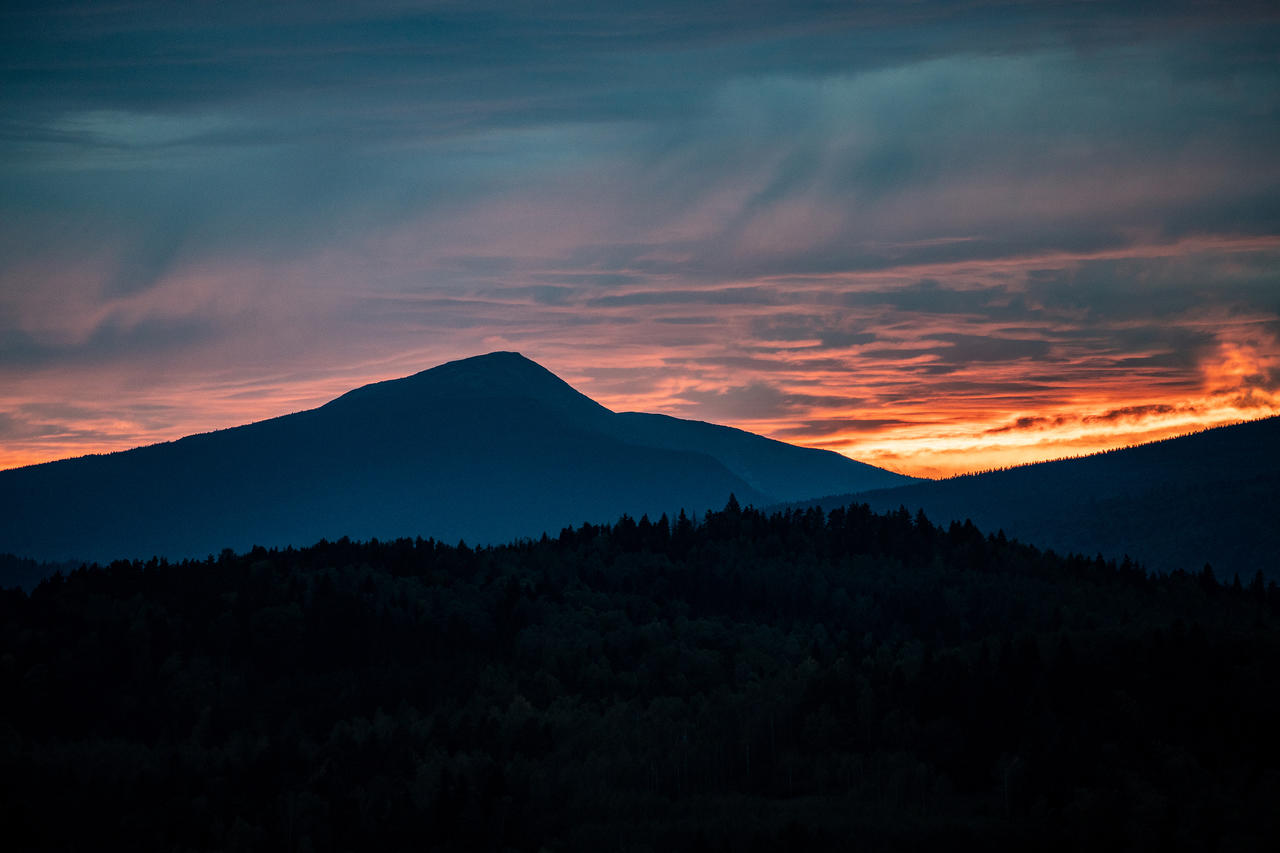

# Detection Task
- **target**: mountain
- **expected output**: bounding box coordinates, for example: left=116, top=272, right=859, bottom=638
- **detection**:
left=806, top=415, right=1280, bottom=578
left=608, top=411, right=905, bottom=505
left=0, top=352, right=913, bottom=569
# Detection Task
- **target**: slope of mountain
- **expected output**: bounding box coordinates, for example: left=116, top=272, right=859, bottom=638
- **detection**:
left=0, top=352, right=913, bottom=568
left=807, top=416, right=1280, bottom=578
left=609, top=412, right=909, bottom=502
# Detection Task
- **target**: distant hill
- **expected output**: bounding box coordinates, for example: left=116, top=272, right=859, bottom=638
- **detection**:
left=0, top=352, right=912, bottom=572
left=806, top=416, right=1280, bottom=578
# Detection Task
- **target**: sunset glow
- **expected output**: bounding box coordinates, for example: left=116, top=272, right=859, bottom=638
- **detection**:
left=3, top=4, right=1278, bottom=478
left=3, top=252, right=1276, bottom=479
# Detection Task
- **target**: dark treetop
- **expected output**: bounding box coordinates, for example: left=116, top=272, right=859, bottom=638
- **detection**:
left=3, top=498, right=1278, bottom=851
left=806, top=415, right=1280, bottom=579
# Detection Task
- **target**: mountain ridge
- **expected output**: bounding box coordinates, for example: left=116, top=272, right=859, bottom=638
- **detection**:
left=800, top=414, right=1280, bottom=578
left=0, top=352, right=913, bottom=572
left=321, top=351, right=613, bottom=420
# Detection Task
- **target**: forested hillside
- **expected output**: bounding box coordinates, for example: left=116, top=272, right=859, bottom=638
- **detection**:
left=824, top=415, right=1280, bottom=578
left=4, top=500, right=1279, bottom=851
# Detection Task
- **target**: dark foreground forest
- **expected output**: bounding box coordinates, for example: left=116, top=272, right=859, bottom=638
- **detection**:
left=3, top=501, right=1279, bottom=851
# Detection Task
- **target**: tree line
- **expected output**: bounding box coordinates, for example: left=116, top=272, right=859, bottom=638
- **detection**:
left=2, top=499, right=1278, bottom=851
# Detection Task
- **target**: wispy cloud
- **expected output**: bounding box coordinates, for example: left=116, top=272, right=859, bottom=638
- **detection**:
left=2, top=2, right=1278, bottom=474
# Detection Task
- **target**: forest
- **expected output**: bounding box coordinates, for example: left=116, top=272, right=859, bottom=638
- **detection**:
left=3, top=499, right=1279, bottom=851
left=831, top=414, right=1280, bottom=579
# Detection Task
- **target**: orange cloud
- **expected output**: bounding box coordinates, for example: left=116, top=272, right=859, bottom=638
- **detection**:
left=4, top=232, right=1279, bottom=479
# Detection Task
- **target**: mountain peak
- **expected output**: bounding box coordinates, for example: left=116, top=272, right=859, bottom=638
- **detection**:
left=444, top=350, right=531, bottom=366
left=323, top=351, right=612, bottom=418
left=0, top=349, right=914, bottom=566
left=424, top=350, right=544, bottom=378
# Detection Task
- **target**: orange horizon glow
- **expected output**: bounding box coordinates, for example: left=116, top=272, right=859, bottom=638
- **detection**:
left=4, top=234, right=1279, bottom=480
left=706, top=329, right=1280, bottom=478
left=4, top=13, right=1280, bottom=488
left=2, top=395, right=1273, bottom=481
left=3, top=330, right=1276, bottom=480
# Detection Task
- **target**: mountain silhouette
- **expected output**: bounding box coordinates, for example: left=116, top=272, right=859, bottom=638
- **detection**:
left=0, top=352, right=912, bottom=567
left=806, top=415, right=1280, bottom=578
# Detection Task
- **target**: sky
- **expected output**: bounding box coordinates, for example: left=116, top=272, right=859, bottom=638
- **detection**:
left=2, top=1, right=1279, bottom=478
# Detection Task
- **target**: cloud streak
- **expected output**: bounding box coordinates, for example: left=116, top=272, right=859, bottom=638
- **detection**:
left=2, top=2, right=1279, bottom=475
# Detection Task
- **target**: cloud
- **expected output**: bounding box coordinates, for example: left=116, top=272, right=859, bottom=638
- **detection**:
left=983, top=404, right=1202, bottom=435
left=1, top=2, right=1278, bottom=474
left=672, top=382, right=846, bottom=422
left=985, top=415, right=1071, bottom=435
left=587, top=288, right=781, bottom=308
left=773, top=417, right=911, bottom=439
left=1084, top=404, right=1182, bottom=424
